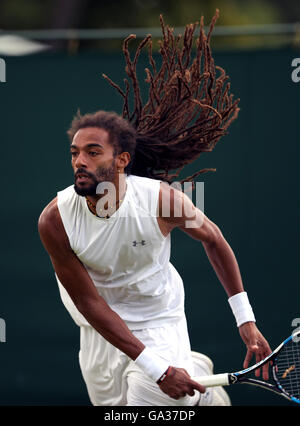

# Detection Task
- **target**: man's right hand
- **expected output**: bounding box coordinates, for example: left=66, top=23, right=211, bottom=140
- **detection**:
left=158, top=367, right=206, bottom=399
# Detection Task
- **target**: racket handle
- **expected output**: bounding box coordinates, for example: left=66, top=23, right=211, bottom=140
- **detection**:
left=194, top=373, right=230, bottom=387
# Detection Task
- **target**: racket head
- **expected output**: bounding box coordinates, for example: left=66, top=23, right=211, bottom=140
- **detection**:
left=272, top=329, right=300, bottom=404
left=231, top=329, right=300, bottom=404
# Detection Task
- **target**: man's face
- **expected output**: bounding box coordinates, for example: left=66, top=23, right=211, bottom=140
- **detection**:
left=71, top=127, right=117, bottom=196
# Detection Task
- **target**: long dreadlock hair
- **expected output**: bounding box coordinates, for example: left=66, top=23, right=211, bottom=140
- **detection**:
left=103, top=9, right=240, bottom=184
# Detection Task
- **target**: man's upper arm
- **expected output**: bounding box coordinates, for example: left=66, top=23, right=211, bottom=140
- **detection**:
left=158, top=182, right=221, bottom=245
left=38, top=198, right=100, bottom=309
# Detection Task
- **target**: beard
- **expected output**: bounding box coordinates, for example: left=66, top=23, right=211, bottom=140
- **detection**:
left=74, top=162, right=116, bottom=196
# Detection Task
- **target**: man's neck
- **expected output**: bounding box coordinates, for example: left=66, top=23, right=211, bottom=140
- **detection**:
left=86, top=173, right=127, bottom=217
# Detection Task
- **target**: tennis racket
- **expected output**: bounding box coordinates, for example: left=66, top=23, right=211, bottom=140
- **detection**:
left=194, top=329, right=300, bottom=404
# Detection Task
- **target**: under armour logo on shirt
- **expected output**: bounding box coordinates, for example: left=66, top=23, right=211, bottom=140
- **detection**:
left=132, top=240, right=146, bottom=247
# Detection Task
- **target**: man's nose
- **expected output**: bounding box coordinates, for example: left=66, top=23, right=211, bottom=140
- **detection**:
left=74, top=152, right=88, bottom=169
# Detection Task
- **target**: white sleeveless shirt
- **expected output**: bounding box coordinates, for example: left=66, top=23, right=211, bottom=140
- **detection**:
left=55, top=174, right=185, bottom=330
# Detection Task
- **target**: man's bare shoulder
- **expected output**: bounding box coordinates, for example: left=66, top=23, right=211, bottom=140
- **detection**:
left=38, top=197, right=60, bottom=232
left=38, top=197, right=70, bottom=252
left=158, top=181, right=191, bottom=224
left=38, top=196, right=73, bottom=261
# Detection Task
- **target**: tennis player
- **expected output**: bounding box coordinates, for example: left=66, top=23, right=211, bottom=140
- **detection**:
left=38, top=12, right=272, bottom=406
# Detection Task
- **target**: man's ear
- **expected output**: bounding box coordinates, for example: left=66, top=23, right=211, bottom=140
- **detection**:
left=116, top=152, right=131, bottom=171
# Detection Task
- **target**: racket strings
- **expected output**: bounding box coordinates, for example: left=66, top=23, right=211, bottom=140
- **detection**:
left=275, top=337, right=300, bottom=400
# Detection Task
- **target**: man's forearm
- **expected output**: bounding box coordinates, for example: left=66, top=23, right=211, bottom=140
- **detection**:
left=52, top=260, right=145, bottom=361
left=202, top=233, right=244, bottom=297
left=76, top=296, right=145, bottom=360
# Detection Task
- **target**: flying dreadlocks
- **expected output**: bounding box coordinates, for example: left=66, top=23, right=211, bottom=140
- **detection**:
left=102, top=9, right=240, bottom=184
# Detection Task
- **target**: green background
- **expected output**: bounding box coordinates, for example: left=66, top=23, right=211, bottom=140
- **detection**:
left=0, top=47, right=299, bottom=406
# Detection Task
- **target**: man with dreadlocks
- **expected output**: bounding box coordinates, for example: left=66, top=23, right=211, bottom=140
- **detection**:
left=39, top=11, right=271, bottom=406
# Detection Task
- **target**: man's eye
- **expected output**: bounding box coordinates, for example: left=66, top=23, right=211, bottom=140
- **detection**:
left=70, top=152, right=78, bottom=157
left=89, top=151, right=99, bottom=156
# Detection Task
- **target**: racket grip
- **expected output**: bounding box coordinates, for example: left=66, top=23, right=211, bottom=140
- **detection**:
left=194, top=373, right=230, bottom=387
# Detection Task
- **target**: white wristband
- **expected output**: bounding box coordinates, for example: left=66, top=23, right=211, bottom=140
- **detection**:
left=134, top=347, right=170, bottom=382
left=228, top=291, right=256, bottom=327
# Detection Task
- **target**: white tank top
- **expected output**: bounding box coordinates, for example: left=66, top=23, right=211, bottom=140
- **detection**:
left=56, top=174, right=185, bottom=330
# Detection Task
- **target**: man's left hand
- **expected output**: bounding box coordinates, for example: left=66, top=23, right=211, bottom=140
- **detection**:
left=239, top=322, right=272, bottom=380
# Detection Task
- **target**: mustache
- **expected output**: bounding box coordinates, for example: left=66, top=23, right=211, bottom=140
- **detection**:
left=74, top=169, right=96, bottom=180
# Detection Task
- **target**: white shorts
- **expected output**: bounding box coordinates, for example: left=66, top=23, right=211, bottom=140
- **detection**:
left=78, top=318, right=200, bottom=406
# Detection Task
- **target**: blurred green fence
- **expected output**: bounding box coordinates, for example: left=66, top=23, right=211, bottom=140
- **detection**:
left=0, top=46, right=299, bottom=405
